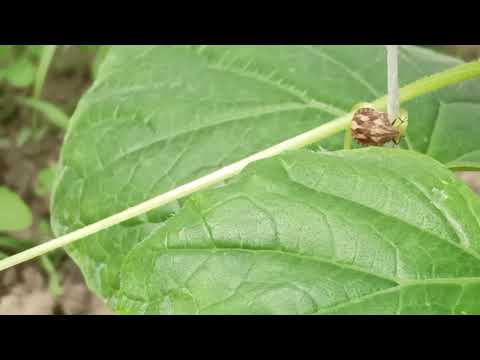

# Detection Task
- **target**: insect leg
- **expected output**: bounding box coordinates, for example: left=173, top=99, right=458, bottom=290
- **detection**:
left=392, top=117, right=405, bottom=126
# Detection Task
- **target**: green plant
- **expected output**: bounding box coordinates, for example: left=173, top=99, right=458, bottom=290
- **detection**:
left=0, top=45, right=108, bottom=297
left=91, top=45, right=111, bottom=78
left=0, top=46, right=36, bottom=88
left=0, top=45, right=106, bottom=132
left=2, top=45, right=480, bottom=314
left=0, top=45, right=68, bottom=135
left=0, top=186, right=32, bottom=231
left=0, top=185, right=63, bottom=296
left=34, top=165, right=58, bottom=197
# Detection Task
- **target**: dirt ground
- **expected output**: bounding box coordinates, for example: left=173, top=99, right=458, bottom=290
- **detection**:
left=0, top=45, right=479, bottom=315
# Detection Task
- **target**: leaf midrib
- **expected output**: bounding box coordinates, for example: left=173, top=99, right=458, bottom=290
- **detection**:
left=124, top=246, right=480, bottom=287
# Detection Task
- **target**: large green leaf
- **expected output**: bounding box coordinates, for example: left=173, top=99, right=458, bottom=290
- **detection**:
left=51, top=45, right=480, bottom=307
left=115, top=148, right=480, bottom=314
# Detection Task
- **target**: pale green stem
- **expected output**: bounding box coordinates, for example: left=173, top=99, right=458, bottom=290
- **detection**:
left=32, top=45, right=57, bottom=130
left=16, top=96, right=69, bottom=130
left=1, top=59, right=480, bottom=272
left=386, top=45, right=399, bottom=121
left=373, top=59, right=480, bottom=107
left=39, top=255, right=63, bottom=298
left=34, top=45, right=57, bottom=99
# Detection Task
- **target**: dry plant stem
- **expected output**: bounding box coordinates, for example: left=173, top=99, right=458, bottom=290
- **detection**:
left=1, top=59, right=480, bottom=272
left=386, top=45, right=399, bottom=121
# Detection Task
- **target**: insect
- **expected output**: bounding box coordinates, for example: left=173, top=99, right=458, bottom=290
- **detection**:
left=351, top=103, right=408, bottom=146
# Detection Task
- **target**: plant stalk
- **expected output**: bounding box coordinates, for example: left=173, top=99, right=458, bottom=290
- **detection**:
left=31, top=45, right=57, bottom=132
left=34, top=45, right=57, bottom=99
left=386, top=45, right=399, bottom=121
left=1, top=58, right=480, bottom=272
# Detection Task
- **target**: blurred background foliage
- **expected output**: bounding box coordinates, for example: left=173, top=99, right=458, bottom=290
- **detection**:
left=0, top=45, right=111, bottom=314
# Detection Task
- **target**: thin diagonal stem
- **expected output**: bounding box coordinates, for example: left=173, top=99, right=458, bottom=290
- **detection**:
left=386, top=45, right=399, bottom=122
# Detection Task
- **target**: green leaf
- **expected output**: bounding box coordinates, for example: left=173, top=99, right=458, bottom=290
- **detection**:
left=33, top=45, right=56, bottom=99
left=423, top=102, right=480, bottom=168
left=51, top=45, right=480, bottom=306
left=0, top=236, right=35, bottom=252
left=26, top=45, right=44, bottom=58
left=16, top=97, right=69, bottom=129
left=0, top=45, right=13, bottom=60
left=115, top=148, right=480, bottom=314
left=92, top=45, right=111, bottom=79
left=447, top=150, right=480, bottom=171
left=0, top=187, right=32, bottom=232
left=4, top=57, right=36, bottom=88
left=15, top=127, right=32, bottom=147
left=34, top=165, right=58, bottom=197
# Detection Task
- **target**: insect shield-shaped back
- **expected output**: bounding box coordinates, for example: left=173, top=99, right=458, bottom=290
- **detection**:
left=351, top=107, right=400, bottom=146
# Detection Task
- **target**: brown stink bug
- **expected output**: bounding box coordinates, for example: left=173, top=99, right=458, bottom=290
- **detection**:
left=351, top=104, right=408, bottom=146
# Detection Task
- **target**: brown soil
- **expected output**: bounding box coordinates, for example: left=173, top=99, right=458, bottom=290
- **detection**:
left=0, top=262, right=113, bottom=315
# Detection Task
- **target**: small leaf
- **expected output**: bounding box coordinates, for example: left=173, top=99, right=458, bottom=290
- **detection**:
left=0, top=236, right=35, bottom=252
left=447, top=150, right=480, bottom=171
left=26, top=45, right=44, bottom=58
left=0, top=45, right=13, bottom=61
left=4, top=57, right=36, bottom=88
left=34, top=165, right=58, bottom=197
left=0, top=187, right=33, bottom=232
left=16, top=97, right=69, bottom=129
left=39, top=219, right=53, bottom=238
left=15, top=127, right=32, bottom=147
